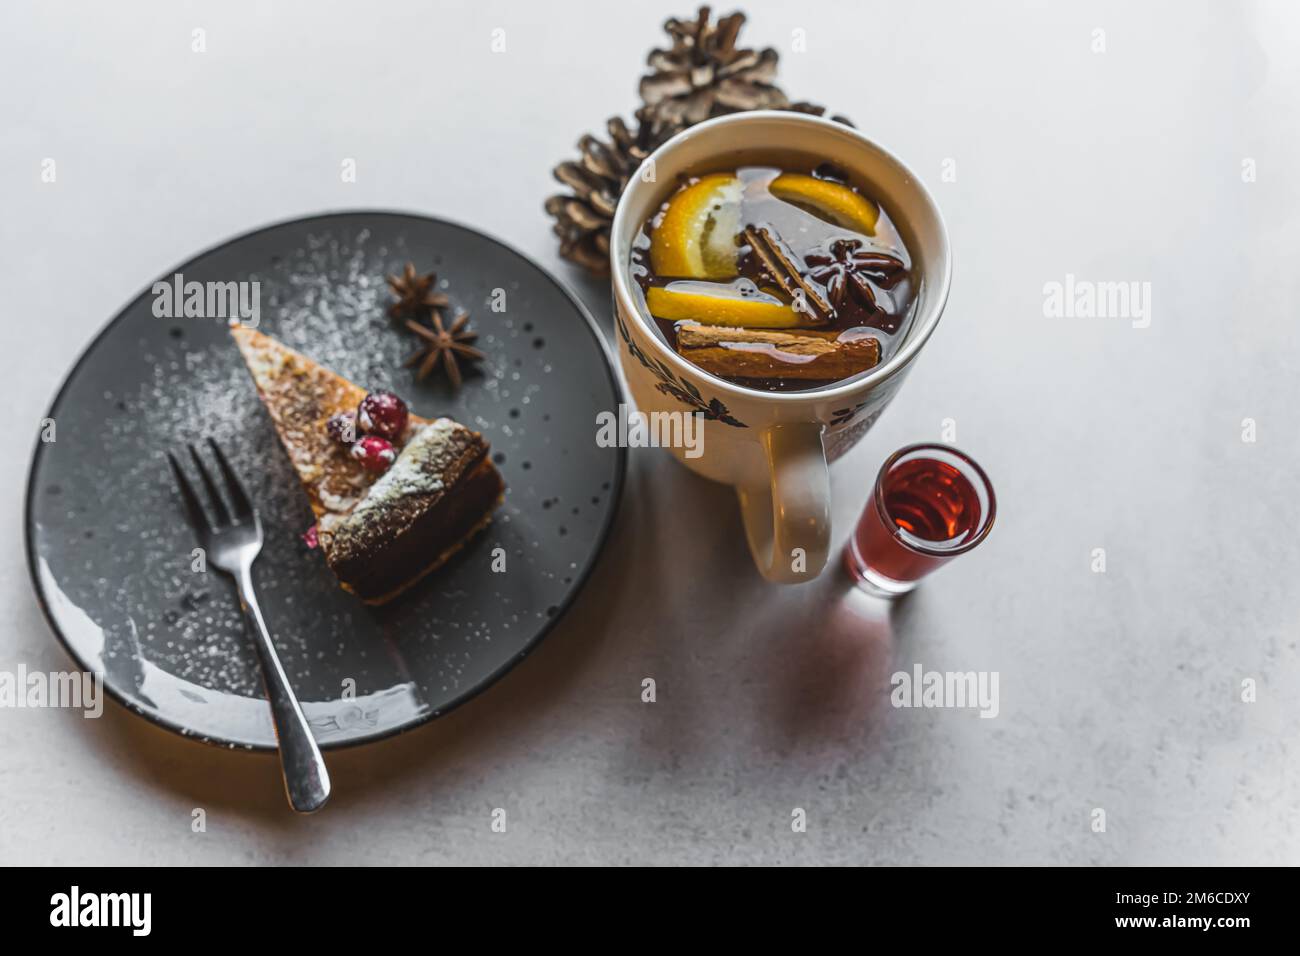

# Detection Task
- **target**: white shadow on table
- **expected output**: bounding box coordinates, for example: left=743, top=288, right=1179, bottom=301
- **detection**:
left=748, top=562, right=902, bottom=752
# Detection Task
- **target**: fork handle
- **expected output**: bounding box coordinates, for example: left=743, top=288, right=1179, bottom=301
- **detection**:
left=234, top=568, right=332, bottom=813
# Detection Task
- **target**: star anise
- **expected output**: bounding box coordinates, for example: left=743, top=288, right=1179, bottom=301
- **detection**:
left=403, top=312, right=484, bottom=388
left=804, top=239, right=906, bottom=317
left=386, top=262, right=450, bottom=319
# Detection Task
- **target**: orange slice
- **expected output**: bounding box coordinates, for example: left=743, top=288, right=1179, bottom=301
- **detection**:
left=650, top=174, right=742, bottom=279
left=646, top=281, right=810, bottom=329
left=769, top=173, right=879, bottom=234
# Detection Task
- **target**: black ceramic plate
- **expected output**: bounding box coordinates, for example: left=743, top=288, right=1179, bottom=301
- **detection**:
left=26, top=211, right=624, bottom=750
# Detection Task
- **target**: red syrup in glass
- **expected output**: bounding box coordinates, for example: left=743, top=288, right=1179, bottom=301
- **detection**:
left=845, top=445, right=995, bottom=595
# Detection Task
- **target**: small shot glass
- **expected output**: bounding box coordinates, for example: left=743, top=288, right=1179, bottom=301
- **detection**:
left=843, top=443, right=996, bottom=598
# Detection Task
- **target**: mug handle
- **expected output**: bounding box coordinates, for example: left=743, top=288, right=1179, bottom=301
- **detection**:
left=736, top=422, right=830, bottom=584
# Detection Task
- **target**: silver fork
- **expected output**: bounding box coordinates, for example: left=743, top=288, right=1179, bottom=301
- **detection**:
left=167, top=438, right=331, bottom=813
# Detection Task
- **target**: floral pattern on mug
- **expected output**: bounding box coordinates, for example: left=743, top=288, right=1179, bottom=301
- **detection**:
left=829, top=401, right=869, bottom=428
left=826, top=407, right=886, bottom=462
left=616, top=310, right=748, bottom=428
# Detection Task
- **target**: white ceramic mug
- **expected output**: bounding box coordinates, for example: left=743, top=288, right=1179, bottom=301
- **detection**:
left=609, top=111, right=951, bottom=583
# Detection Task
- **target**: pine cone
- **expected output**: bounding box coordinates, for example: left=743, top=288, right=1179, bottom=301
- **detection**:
left=638, top=7, right=788, bottom=137
left=786, top=100, right=857, bottom=128
left=545, top=109, right=683, bottom=276
left=544, top=6, right=855, bottom=276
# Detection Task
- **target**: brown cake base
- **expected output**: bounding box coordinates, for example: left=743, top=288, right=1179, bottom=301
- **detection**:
left=231, top=327, right=506, bottom=605
left=328, top=457, right=505, bottom=605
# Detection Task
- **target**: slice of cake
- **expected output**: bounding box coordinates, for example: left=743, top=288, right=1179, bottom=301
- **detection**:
left=231, top=326, right=504, bottom=604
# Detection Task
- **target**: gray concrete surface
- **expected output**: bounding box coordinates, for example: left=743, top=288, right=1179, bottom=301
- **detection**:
left=1, top=0, right=1297, bottom=865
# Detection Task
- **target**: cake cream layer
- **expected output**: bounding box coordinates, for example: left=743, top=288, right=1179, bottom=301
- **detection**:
left=231, top=326, right=504, bottom=605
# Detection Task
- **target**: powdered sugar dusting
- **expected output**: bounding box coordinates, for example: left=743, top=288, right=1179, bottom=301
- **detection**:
left=346, top=419, right=455, bottom=521
left=31, top=213, right=623, bottom=747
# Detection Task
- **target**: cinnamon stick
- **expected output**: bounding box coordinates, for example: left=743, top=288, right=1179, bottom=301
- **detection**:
left=742, top=225, right=834, bottom=323
left=676, top=322, right=880, bottom=381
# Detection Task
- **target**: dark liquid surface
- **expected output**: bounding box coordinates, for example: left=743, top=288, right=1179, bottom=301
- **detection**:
left=631, top=163, right=916, bottom=392
left=882, top=457, right=983, bottom=546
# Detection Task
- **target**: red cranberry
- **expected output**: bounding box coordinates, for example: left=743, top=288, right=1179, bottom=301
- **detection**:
left=326, top=411, right=356, bottom=444
left=350, top=435, right=396, bottom=473
left=356, top=390, right=409, bottom=441
left=301, top=524, right=319, bottom=549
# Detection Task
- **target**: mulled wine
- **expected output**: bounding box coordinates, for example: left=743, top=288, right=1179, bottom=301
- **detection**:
left=845, top=444, right=996, bottom=596
left=630, top=159, right=916, bottom=391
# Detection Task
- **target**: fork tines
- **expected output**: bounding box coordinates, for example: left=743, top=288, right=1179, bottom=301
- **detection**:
left=167, top=438, right=255, bottom=533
